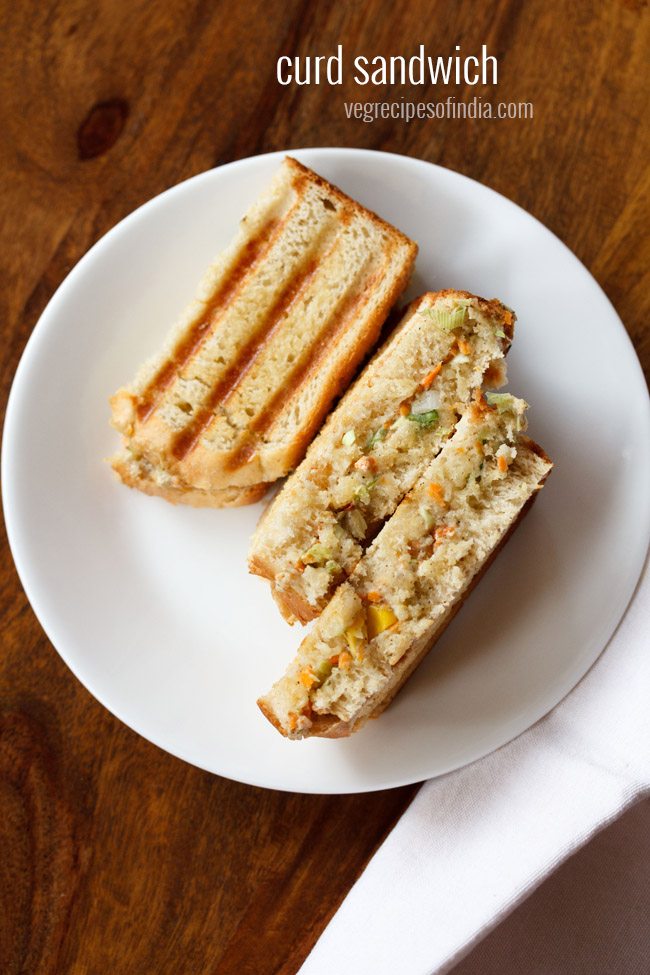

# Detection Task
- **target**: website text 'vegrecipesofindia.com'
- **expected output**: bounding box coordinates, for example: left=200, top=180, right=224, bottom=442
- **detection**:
left=343, top=97, right=534, bottom=123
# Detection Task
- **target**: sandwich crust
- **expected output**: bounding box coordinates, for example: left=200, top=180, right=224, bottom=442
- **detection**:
left=111, top=450, right=267, bottom=507
left=249, top=290, right=515, bottom=622
left=257, top=400, right=553, bottom=739
left=308, top=481, right=546, bottom=738
left=110, top=157, right=417, bottom=503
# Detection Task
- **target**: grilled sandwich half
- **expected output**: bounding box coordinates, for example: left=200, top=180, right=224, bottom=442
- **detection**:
left=249, top=290, right=515, bottom=621
left=110, top=157, right=417, bottom=506
left=258, top=394, right=552, bottom=738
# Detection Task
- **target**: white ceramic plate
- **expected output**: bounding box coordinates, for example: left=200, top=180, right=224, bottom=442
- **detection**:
left=3, top=149, right=649, bottom=794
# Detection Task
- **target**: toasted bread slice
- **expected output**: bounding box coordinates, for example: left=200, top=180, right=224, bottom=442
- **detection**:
left=257, top=395, right=552, bottom=739
left=111, top=450, right=267, bottom=507
left=249, top=291, right=514, bottom=622
left=110, top=157, right=417, bottom=504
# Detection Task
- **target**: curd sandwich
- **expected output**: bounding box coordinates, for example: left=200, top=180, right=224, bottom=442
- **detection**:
left=109, top=157, right=417, bottom=506
left=258, top=393, right=552, bottom=738
left=249, top=290, right=514, bottom=621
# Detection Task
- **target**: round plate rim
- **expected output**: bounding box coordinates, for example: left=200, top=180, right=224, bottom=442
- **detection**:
left=2, top=147, right=649, bottom=794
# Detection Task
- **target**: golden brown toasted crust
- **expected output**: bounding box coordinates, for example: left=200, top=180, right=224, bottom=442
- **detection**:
left=256, top=685, right=345, bottom=739
left=111, top=453, right=267, bottom=508
left=284, top=158, right=416, bottom=251
left=257, top=697, right=284, bottom=735
left=271, top=582, right=319, bottom=626
left=248, top=550, right=317, bottom=623
left=267, top=247, right=416, bottom=477
left=519, top=435, right=553, bottom=466
left=110, top=157, right=417, bottom=504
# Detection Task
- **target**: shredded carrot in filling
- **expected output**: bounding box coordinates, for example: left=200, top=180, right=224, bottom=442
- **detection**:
left=470, top=387, right=493, bottom=421
left=458, top=337, right=472, bottom=355
left=299, top=666, right=318, bottom=690
left=474, top=388, right=488, bottom=410
left=421, top=362, right=442, bottom=388
left=338, top=650, right=353, bottom=670
left=365, top=590, right=383, bottom=603
left=399, top=402, right=410, bottom=416
left=288, top=712, right=298, bottom=732
left=498, top=454, right=508, bottom=473
left=427, top=482, right=448, bottom=508
left=434, top=524, right=456, bottom=546
left=475, top=439, right=484, bottom=455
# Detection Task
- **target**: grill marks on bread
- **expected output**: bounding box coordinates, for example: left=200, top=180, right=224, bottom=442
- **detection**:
left=136, top=216, right=282, bottom=423
left=171, top=218, right=389, bottom=464
left=109, top=158, right=417, bottom=504
left=222, top=261, right=383, bottom=473
left=170, top=252, right=323, bottom=461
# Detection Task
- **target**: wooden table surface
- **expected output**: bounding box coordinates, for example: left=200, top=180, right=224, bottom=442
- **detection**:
left=1, top=1, right=648, bottom=972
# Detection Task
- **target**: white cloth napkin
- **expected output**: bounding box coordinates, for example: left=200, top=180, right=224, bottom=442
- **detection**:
left=299, top=554, right=650, bottom=975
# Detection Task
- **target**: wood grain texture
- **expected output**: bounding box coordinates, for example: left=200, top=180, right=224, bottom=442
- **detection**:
left=0, top=0, right=648, bottom=972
